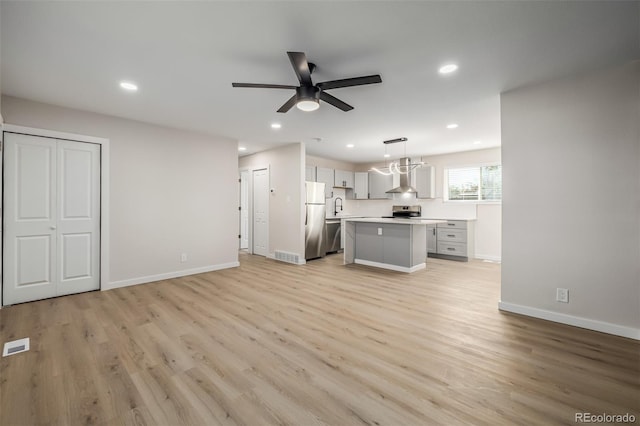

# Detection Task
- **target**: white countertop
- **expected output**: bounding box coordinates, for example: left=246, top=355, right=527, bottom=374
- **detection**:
left=326, top=215, right=363, bottom=222
left=343, top=217, right=446, bottom=225
left=421, top=217, right=477, bottom=221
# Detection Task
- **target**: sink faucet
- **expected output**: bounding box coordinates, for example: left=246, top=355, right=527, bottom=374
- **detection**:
left=334, top=197, right=343, bottom=216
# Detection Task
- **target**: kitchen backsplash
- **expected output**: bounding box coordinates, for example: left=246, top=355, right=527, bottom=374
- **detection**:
left=351, top=197, right=478, bottom=220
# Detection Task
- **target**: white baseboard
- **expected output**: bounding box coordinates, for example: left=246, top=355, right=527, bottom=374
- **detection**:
left=498, top=301, right=640, bottom=340
left=475, top=254, right=502, bottom=262
left=355, top=259, right=425, bottom=273
left=105, top=262, right=240, bottom=291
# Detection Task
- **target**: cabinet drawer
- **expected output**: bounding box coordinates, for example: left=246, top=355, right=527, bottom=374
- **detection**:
left=437, top=241, right=467, bottom=257
left=436, top=220, right=467, bottom=229
left=437, top=228, right=467, bottom=243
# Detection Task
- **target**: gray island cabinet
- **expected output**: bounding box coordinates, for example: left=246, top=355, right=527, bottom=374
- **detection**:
left=343, top=218, right=445, bottom=273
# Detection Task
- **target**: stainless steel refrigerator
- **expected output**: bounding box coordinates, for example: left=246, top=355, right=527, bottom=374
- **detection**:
left=305, top=181, right=327, bottom=260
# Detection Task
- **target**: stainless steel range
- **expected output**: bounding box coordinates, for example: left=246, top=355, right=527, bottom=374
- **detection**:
left=383, top=205, right=422, bottom=219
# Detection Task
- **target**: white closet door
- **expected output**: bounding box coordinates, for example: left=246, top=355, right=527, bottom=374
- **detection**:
left=56, top=140, right=100, bottom=296
left=252, top=168, right=269, bottom=256
left=240, top=170, right=249, bottom=249
left=3, top=133, right=100, bottom=305
left=4, top=134, right=58, bottom=304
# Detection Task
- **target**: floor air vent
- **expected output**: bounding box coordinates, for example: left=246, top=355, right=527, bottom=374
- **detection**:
left=274, top=251, right=300, bottom=264
left=3, top=337, right=30, bottom=357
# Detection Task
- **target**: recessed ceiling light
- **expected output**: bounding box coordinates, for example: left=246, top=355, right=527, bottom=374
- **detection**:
left=271, top=123, right=281, bottom=129
left=119, top=81, right=138, bottom=91
left=384, top=154, right=391, bottom=158
left=446, top=123, right=459, bottom=129
left=346, top=144, right=354, bottom=148
left=473, top=140, right=482, bottom=145
left=438, top=64, right=458, bottom=74
left=238, top=146, right=247, bottom=151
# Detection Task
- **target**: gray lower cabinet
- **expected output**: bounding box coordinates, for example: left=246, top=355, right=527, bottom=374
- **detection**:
left=382, top=224, right=411, bottom=268
left=426, top=224, right=437, bottom=253
left=353, top=222, right=426, bottom=270
left=354, top=223, right=384, bottom=263
left=428, top=220, right=475, bottom=261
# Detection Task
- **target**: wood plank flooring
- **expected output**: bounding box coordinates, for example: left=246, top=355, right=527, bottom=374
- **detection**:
left=1, top=253, right=638, bottom=425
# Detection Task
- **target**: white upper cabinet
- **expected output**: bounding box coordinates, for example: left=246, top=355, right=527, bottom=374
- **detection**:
left=353, top=172, right=369, bottom=199
left=316, top=167, right=334, bottom=198
left=415, top=165, right=435, bottom=199
left=334, top=169, right=354, bottom=188
left=305, top=165, right=316, bottom=182
left=369, top=170, right=393, bottom=199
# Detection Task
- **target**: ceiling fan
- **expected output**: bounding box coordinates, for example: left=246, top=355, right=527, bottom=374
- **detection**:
left=232, top=51, right=382, bottom=113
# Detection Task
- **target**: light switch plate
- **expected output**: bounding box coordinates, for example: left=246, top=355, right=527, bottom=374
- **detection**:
left=556, top=288, right=569, bottom=303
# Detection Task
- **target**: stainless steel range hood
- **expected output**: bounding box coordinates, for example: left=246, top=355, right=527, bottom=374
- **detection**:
left=386, top=157, right=418, bottom=194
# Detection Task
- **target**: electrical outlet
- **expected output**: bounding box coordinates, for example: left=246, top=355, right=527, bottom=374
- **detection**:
left=180, top=253, right=188, bottom=263
left=377, top=227, right=383, bottom=236
left=556, top=288, right=569, bottom=303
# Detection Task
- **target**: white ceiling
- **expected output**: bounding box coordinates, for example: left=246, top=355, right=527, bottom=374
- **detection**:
left=1, top=1, right=638, bottom=163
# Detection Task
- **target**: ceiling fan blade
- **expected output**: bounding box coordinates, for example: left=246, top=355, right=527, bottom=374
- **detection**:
left=319, top=92, right=353, bottom=112
left=317, top=75, right=382, bottom=91
left=232, top=83, right=297, bottom=89
left=277, top=94, right=298, bottom=113
left=287, top=52, right=313, bottom=86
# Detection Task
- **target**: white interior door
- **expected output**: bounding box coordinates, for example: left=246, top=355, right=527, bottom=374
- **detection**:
left=252, top=168, right=268, bottom=257
left=3, top=134, right=57, bottom=304
left=56, top=140, right=101, bottom=296
left=239, top=170, right=249, bottom=249
left=3, top=133, right=100, bottom=305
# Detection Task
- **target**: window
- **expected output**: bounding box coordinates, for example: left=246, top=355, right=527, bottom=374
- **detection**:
left=446, top=165, right=502, bottom=202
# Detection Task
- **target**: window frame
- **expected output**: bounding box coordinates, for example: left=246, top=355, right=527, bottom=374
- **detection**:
left=443, top=162, right=502, bottom=204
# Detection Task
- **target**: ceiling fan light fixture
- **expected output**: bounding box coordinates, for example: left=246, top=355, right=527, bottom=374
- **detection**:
left=232, top=52, right=381, bottom=113
left=295, top=85, right=320, bottom=111
left=296, top=99, right=320, bottom=111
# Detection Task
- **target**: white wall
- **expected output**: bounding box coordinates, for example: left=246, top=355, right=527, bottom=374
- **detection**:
left=500, top=62, right=640, bottom=339
left=240, top=143, right=305, bottom=261
left=306, top=155, right=354, bottom=171
left=2, top=96, right=239, bottom=288
left=0, top=2, right=3, bottom=124
left=352, top=148, right=502, bottom=261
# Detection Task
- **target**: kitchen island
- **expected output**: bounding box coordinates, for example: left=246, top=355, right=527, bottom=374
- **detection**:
left=343, top=218, right=445, bottom=273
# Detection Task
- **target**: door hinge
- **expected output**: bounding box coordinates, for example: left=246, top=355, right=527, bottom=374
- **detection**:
left=238, top=206, right=241, bottom=211
left=238, top=234, right=241, bottom=239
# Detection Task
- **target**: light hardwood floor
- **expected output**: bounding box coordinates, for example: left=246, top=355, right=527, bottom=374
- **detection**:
left=1, top=253, right=638, bottom=425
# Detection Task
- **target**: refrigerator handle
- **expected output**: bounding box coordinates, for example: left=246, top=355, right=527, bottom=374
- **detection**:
left=305, top=207, right=308, bottom=226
